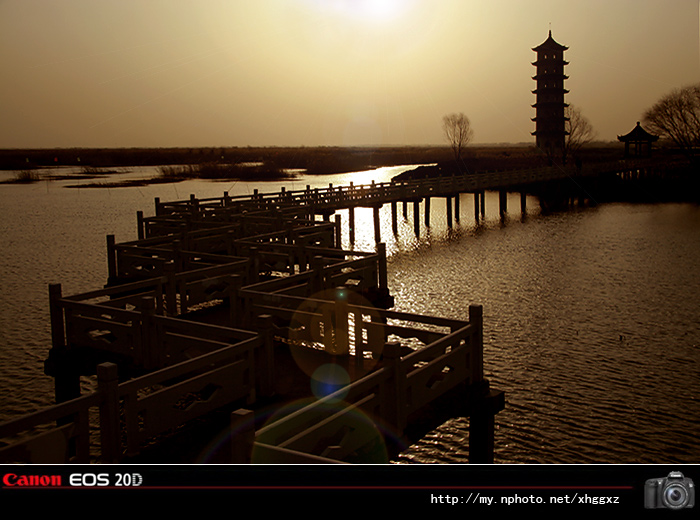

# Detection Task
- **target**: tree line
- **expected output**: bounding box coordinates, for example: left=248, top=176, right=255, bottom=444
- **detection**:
left=444, top=82, right=700, bottom=169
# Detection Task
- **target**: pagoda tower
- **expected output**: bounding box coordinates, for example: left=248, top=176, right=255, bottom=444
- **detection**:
left=532, top=30, right=569, bottom=158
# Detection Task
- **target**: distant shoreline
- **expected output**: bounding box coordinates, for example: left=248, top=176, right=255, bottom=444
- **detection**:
left=2, top=143, right=692, bottom=193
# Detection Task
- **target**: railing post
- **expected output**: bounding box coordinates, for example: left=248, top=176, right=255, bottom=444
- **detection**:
left=106, top=234, right=117, bottom=281
left=164, top=261, right=177, bottom=316
left=312, top=255, right=324, bottom=293
left=334, top=214, right=342, bottom=249
left=49, top=283, right=65, bottom=353
left=469, top=304, right=484, bottom=383
left=136, top=210, right=144, bottom=240
left=377, top=242, right=387, bottom=291
left=97, top=362, right=120, bottom=463
left=47, top=283, right=80, bottom=404
left=227, top=274, right=243, bottom=327
left=140, top=297, right=158, bottom=370
left=255, top=314, right=275, bottom=398
left=383, top=341, right=406, bottom=436
left=333, top=287, right=349, bottom=356
left=250, top=246, right=260, bottom=284
left=466, top=303, right=504, bottom=463
left=189, top=193, right=198, bottom=216
left=231, top=409, right=255, bottom=463
left=348, top=205, right=355, bottom=244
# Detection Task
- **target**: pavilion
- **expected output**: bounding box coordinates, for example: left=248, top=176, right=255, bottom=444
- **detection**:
left=617, top=122, right=659, bottom=158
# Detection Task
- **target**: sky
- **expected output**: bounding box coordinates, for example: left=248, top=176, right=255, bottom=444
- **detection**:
left=1, top=0, right=699, bottom=149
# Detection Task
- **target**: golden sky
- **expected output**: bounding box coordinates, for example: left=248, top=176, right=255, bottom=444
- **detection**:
left=1, top=0, right=698, bottom=148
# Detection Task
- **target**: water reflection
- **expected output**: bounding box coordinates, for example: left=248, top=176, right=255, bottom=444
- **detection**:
left=1, top=166, right=699, bottom=464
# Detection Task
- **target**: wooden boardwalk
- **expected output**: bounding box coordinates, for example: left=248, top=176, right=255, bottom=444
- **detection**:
left=3, top=160, right=640, bottom=464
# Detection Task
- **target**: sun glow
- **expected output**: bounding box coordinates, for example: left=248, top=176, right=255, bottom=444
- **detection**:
left=309, top=0, right=410, bottom=23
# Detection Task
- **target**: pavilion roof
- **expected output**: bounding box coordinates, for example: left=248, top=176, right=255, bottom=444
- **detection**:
left=617, top=122, right=659, bottom=142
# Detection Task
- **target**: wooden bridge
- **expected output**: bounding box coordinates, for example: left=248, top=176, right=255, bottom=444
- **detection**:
left=0, top=158, right=667, bottom=464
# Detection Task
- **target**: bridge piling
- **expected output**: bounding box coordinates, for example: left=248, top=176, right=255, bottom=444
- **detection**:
left=446, top=196, right=453, bottom=228
left=348, top=206, right=355, bottom=243
left=499, top=190, right=507, bottom=218
left=373, top=205, right=381, bottom=243
left=413, top=201, right=420, bottom=236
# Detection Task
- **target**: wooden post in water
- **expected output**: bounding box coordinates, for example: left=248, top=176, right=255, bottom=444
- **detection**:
left=446, top=196, right=453, bottom=228
left=469, top=304, right=484, bottom=382
left=466, top=303, right=504, bottom=464
left=413, top=200, right=420, bottom=236
left=520, top=191, right=527, bottom=215
left=474, top=192, right=480, bottom=221
left=334, top=214, right=342, bottom=249
left=499, top=190, right=507, bottom=218
left=106, top=234, right=117, bottom=281
left=97, top=362, right=120, bottom=463
left=391, top=201, right=398, bottom=234
left=377, top=242, right=388, bottom=292
left=454, top=193, right=460, bottom=222
left=137, top=211, right=144, bottom=240
left=48, top=283, right=80, bottom=404
left=424, top=197, right=431, bottom=227
left=373, top=205, right=381, bottom=244
left=403, top=200, right=408, bottom=219
left=348, top=206, right=355, bottom=244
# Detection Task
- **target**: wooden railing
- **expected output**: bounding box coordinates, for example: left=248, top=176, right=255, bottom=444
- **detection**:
left=1, top=166, right=516, bottom=463
left=232, top=305, right=484, bottom=463
left=152, top=164, right=594, bottom=219
left=0, top=325, right=265, bottom=463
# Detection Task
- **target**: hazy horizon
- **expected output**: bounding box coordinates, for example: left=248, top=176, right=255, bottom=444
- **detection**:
left=1, top=0, right=699, bottom=149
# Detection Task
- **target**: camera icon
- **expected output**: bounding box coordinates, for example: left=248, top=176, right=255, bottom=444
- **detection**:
left=644, top=472, right=695, bottom=510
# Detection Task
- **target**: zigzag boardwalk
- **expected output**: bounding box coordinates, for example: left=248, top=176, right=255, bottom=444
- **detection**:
left=5, top=160, right=644, bottom=464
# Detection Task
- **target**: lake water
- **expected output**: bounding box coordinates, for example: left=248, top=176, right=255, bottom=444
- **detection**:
left=1, top=165, right=698, bottom=464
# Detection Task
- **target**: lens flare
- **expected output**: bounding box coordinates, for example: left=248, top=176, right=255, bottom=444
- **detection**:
left=311, top=363, right=351, bottom=401
left=252, top=397, right=392, bottom=463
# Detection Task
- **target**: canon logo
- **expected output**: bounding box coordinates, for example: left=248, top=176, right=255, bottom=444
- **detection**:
left=3, top=473, right=62, bottom=487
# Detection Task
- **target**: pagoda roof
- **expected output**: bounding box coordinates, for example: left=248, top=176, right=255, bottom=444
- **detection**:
left=533, top=30, right=568, bottom=51
left=617, top=122, right=659, bottom=142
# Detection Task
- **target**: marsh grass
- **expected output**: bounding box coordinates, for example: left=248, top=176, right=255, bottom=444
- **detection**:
left=12, top=170, right=39, bottom=183
left=196, top=162, right=294, bottom=181
left=157, top=165, right=197, bottom=180
left=157, top=162, right=295, bottom=181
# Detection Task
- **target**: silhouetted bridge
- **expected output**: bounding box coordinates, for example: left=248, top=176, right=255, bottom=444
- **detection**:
left=145, top=162, right=601, bottom=242
left=0, top=158, right=678, bottom=463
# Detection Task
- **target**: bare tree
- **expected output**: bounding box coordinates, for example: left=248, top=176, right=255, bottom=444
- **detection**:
left=564, top=104, right=595, bottom=165
left=442, top=113, right=474, bottom=167
left=643, top=84, right=700, bottom=159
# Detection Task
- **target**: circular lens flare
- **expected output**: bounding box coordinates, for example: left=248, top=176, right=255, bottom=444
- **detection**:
left=311, top=363, right=351, bottom=400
